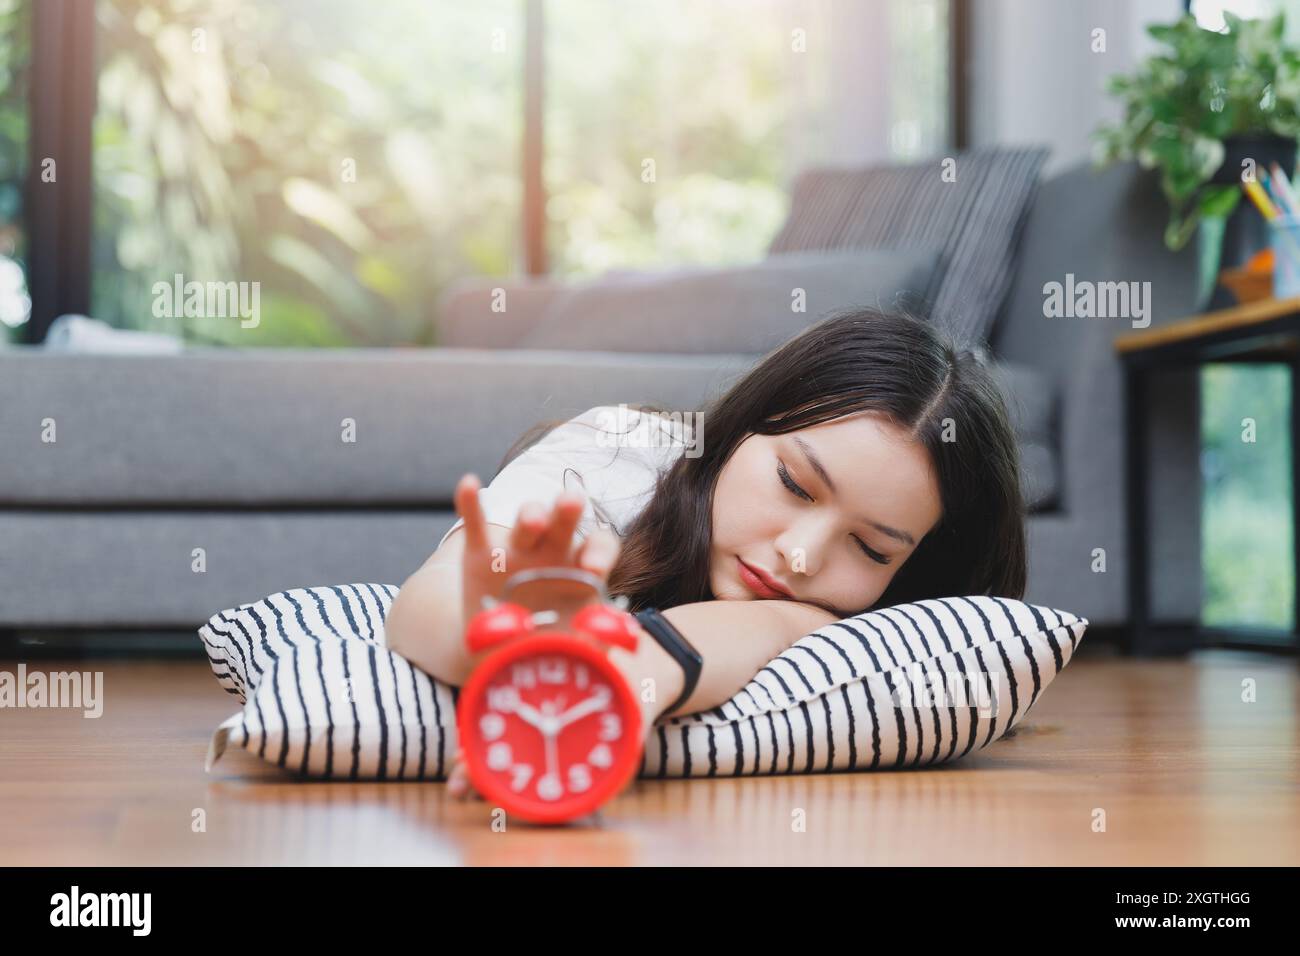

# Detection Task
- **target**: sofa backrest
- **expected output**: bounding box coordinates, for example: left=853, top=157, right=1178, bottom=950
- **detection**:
left=990, top=160, right=1199, bottom=378
left=988, top=159, right=1201, bottom=540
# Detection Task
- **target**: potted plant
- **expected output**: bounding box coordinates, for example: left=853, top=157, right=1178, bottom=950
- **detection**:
left=1094, top=11, right=1300, bottom=277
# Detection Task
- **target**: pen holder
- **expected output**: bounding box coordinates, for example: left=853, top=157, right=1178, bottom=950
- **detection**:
left=1270, top=215, right=1300, bottom=298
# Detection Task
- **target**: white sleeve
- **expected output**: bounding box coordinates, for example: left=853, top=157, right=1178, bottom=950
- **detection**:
left=437, top=405, right=675, bottom=549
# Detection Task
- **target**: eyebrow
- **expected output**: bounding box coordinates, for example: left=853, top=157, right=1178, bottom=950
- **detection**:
left=791, top=435, right=917, bottom=548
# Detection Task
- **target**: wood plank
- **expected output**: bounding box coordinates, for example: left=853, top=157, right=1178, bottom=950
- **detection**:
left=1115, top=295, right=1300, bottom=354
left=1, top=653, right=1297, bottom=865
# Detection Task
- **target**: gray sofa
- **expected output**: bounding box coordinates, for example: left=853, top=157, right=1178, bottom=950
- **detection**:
left=0, top=160, right=1202, bottom=635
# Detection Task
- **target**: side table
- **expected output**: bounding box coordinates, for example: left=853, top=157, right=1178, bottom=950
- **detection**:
left=1115, top=295, right=1300, bottom=655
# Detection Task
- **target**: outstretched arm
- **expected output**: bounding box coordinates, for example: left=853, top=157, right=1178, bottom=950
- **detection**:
left=606, top=598, right=837, bottom=721
left=384, top=519, right=512, bottom=688
left=383, top=474, right=838, bottom=798
left=386, top=478, right=836, bottom=719
left=386, top=531, right=834, bottom=721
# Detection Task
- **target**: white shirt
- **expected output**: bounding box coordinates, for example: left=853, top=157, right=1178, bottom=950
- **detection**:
left=438, top=405, right=696, bottom=549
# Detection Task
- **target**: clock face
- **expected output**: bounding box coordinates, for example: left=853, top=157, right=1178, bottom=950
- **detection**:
left=458, top=634, right=643, bottom=824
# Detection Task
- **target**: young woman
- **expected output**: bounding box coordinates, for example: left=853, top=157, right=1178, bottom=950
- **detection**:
left=385, top=307, right=1027, bottom=798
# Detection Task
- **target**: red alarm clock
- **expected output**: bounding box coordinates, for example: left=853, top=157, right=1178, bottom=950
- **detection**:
left=456, top=568, right=644, bottom=825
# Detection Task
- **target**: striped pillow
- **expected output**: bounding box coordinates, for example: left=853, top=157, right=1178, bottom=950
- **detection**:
left=767, top=146, right=1048, bottom=347
left=200, top=585, right=1087, bottom=780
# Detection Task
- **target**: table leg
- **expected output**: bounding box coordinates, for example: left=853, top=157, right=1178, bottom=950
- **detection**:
left=1124, top=362, right=1150, bottom=654
left=1292, top=359, right=1299, bottom=636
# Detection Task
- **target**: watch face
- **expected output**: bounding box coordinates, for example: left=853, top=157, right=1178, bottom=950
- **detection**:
left=457, top=634, right=643, bottom=824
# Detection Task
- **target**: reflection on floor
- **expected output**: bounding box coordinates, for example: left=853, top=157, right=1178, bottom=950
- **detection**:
left=1, top=649, right=1297, bottom=865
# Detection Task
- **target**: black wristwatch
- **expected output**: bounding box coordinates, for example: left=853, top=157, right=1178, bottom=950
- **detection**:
left=633, top=607, right=704, bottom=718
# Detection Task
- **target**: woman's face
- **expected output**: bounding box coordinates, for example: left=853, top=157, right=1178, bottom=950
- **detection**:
left=708, top=412, right=943, bottom=617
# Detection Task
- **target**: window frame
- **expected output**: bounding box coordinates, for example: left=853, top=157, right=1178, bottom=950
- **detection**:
left=24, top=0, right=94, bottom=344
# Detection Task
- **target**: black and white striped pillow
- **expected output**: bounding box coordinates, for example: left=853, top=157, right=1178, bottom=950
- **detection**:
left=200, top=585, right=1087, bottom=780
left=767, top=146, right=1048, bottom=348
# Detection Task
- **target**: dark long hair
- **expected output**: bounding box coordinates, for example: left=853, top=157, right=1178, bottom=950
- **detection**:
left=505, top=308, right=1027, bottom=614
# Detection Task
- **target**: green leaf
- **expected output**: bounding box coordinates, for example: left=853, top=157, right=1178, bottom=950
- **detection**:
left=1097, top=8, right=1300, bottom=253
left=1190, top=135, right=1226, bottom=181
left=1147, top=23, right=1179, bottom=44
left=1199, top=184, right=1242, bottom=218
left=1166, top=208, right=1202, bottom=251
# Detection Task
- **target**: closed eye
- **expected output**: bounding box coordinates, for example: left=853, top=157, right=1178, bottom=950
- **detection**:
left=777, top=460, right=813, bottom=501
left=779, top=461, right=891, bottom=566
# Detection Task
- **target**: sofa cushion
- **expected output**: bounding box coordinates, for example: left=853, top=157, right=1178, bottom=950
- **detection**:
left=0, top=347, right=755, bottom=505
left=201, top=584, right=1087, bottom=782
left=517, top=247, right=942, bottom=354
left=435, top=278, right=569, bottom=348
left=768, top=146, right=1048, bottom=347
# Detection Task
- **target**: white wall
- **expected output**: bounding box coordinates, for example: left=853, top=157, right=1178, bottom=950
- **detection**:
left=969, top=0, right=1184, bottom=176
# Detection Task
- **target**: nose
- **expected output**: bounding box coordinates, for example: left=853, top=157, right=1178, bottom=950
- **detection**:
left=776, top=515, right=832, bottom=577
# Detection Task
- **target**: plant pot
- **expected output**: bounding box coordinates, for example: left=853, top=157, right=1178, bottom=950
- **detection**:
left=1213, top=134, right=1298, bottom=268
left=1201, top=134, right=1297, bottom=308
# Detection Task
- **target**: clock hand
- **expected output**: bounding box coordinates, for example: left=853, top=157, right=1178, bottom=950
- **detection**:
left=554, top=689, right=612, bottom=731
left=544, top=732, right=559, bottom=784
left=513, top=699, right=548, bottom=731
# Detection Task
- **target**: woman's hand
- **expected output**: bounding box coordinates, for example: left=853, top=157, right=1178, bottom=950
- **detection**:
left=448, top=473, right=624, bottom=800
left=452, top=473, right=622, bottom=632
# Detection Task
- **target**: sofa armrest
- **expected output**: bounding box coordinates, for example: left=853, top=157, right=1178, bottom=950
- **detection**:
left=435, top=277, right=570, bottom=348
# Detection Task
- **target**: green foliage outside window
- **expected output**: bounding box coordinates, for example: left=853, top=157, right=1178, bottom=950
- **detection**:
left=1201, top=364, right=1294, bottom=634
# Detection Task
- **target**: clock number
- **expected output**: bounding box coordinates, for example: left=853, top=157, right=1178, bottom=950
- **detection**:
left=538, top=658, right=567, bottom=684
left=510, top=764, right=534, bottom=792
left=589, top=743, right=613, bottom=769
left=480, top=712, right=506, bottom=740
left=598, top=712, right=621, bottom=741
left=487, top=685, right=519, bottom=712
left=537, top=773, right=563, bottom=802
left=568, top=764, right=592, bottom=793
left=487, top=741, right=512, bottom=771
left=510, top=664, right=536, bottom=688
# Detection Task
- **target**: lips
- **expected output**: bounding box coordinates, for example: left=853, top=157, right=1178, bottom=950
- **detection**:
left=736, top=557, right=794, bottom=599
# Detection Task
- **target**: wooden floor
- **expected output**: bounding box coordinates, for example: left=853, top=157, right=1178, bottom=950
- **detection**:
left=1, top=648, right=1298, bottom=866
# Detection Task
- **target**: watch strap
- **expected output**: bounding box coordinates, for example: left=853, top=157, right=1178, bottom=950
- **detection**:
left=633, top=607, right=703, bottom=718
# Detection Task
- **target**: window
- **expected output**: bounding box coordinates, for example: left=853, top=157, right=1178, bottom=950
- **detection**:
left=543, top=0, right=952, bottom=279
left=543, top=0, right=796, bottom=277
left=1201, top=365, right=1295, bottom=636
left=93, top=0, right=521, bottom=346
left=21, top=0, right=957, bottom=346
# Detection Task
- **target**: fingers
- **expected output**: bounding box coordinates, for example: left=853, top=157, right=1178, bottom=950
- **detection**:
left=448, top=749, right=469, bottom=798
left=508, top=492, right=586, bottom=555
left=540, top=492, right=586, bottom=551
left=509, top=501, right=549, bottom=551
left=454, top=474, right=488, bottom=554
left=575, top=528, right=622, bottom=578
left=448, top=752, right=485, bottom=802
